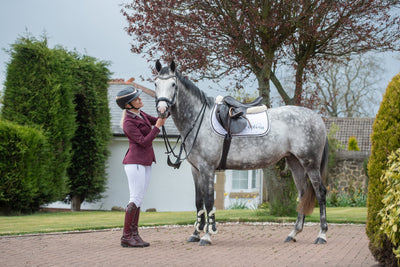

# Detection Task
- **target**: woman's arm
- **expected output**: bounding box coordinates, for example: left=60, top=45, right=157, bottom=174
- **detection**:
left=124, top=120, right=160, bottom=148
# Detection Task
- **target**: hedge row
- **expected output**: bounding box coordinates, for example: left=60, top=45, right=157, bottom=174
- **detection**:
left=0, top=35, right=111, bottom=213
left=0, top=120, right=53, bottom=213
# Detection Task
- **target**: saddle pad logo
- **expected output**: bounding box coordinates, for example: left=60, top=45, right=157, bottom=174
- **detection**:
left=210, top=104, right=270, bottom=137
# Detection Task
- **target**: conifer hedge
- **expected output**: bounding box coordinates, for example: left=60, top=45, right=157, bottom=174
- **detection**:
left=0, top=120, right=52, bottom=213
left=367, top=73, right=400, bottom=265
left=1, top=36, right=76, bottom=203
left=1, top=35, right=111, bottom=212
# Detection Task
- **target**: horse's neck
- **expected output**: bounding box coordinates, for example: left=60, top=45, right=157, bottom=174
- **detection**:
left=171, top=91, right=205, bottom=134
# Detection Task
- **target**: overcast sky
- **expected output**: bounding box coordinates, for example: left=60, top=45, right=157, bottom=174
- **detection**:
left=1, top=1, right=399, bottom=105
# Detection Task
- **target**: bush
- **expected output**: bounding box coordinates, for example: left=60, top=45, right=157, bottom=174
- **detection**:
left=0, top=120, right=53, bottom=213
left=367, top=73, right=400, bottom=265
left=379, top=148, right=400, bottom=264
left=326, top=185, right=367, bottom=207
left=348, top=136, right=360, bottom=151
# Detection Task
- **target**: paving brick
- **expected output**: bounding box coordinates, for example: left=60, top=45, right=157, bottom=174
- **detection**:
left=0, top=223, right=378, bottom=267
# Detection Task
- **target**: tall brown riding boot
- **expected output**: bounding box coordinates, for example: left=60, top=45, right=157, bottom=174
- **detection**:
left=120, top=202, right=148, bottom=247
left=132, top=207, right=150, bottom=247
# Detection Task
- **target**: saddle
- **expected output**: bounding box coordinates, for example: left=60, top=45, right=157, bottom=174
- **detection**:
left=216, top=96, right=264, bottom=134
left=215, top=96, right=265, bottom=170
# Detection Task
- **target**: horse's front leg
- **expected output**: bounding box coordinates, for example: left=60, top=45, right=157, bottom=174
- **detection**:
left=187, top=209, right=205, bottom=242
left=199, top=168, right=217, bottom=246
left=187, top=167, right=206, bottom=242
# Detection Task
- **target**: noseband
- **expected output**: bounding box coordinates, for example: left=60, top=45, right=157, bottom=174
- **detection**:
left=155, top=75, right=177, bottom=108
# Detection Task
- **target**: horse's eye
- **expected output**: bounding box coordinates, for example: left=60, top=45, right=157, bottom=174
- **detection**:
left=172, top=83, right=176, bottom=88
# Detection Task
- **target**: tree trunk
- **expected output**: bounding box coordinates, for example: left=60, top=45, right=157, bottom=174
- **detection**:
left=71, top=195, right=82, bottom=211
left=263, top=159, right=297, bottom=216
left=257, top=66, right=297, bottom=216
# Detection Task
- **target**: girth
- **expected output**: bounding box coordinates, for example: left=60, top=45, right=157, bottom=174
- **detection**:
left=216, top=96, right=264, bottom=170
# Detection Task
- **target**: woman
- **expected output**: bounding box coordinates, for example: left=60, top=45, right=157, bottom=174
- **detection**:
left=116, top=86, right=166, bottom=248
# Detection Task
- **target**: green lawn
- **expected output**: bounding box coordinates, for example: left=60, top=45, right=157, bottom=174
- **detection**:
left=0, top=207, right=367, bottom=236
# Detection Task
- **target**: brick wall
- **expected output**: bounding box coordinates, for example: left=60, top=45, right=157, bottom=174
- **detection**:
left=326, top=151, right=369, bottom=192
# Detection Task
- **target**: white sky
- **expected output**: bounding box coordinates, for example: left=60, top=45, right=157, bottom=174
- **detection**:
left=0, top=0, right=399, bottom=107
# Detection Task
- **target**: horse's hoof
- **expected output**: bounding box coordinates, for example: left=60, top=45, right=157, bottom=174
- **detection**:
left=187, top=235, right=200, bottom=242
left=284, top=236, right=296, bottom=242
left=199, top=239, right=212, bottom=246
left=314, top=237, right=327, bottom=244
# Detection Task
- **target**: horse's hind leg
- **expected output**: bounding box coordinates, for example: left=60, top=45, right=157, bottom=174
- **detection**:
left=187, top=167, right=206, bottom=242
left=307, top=168, right=328, bottom=244
left=285, top=155, right=307, bottom=242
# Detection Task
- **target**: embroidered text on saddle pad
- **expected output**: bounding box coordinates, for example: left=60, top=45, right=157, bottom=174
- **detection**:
left=210, top=104, right=270, bottom=137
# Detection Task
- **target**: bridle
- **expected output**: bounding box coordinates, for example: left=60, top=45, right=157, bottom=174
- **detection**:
left=155, top=74, right=207, bottom=169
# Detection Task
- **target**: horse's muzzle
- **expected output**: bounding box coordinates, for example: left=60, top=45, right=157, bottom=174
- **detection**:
left=157, top=106, right=169, bottom=118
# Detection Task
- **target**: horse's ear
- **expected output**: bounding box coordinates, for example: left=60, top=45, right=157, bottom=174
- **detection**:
left=170, top=60, right=176, bottom=73
left=156, top=60, right=162, bottom=73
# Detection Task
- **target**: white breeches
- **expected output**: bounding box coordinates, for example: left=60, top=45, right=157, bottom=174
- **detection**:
left=124, top=164, right=152, bottom=208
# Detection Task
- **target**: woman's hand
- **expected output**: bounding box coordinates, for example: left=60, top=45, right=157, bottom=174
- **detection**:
left=155, top=118, right=167, bottom=128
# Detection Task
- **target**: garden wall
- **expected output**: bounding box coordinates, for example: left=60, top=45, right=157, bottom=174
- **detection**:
left=326, top=151, right=369, bottom=192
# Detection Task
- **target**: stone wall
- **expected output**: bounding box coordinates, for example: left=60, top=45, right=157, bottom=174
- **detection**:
left=326, top=151, right=369, bottom=193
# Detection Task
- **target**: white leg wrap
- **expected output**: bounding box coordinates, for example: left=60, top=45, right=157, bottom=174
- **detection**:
left=288, top=229, right=297, bottom=238
left=317, top=230, right=327, bottom=241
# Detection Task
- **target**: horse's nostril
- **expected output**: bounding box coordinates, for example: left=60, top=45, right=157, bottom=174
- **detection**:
left=158, top=106, right=167, bottom=114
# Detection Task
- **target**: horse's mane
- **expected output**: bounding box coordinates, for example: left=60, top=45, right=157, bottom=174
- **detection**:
left=160, top=66, right=214, bottom=107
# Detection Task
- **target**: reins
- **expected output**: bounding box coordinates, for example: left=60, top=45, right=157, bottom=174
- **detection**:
left=161, top=100, right=207, bottom=169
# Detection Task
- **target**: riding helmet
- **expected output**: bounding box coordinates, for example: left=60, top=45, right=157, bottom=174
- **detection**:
left=116, top=86, right=142, bottom=109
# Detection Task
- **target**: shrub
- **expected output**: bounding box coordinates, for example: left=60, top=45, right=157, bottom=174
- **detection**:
left=326, top=185, right=367, bottom=207
left=348, top=136, right=360, bottom=151
left=0, top=120, right=53, bottom=213
left=367, top=73, right=400, bottom=265
left=378, top=148, right=400, bottom=264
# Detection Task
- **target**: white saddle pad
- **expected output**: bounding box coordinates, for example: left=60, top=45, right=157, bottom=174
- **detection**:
left=210, top=104, right=270, bottom=137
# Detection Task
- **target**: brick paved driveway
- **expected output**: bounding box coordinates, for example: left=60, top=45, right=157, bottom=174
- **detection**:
left=0, top=223, right=378, bottom=266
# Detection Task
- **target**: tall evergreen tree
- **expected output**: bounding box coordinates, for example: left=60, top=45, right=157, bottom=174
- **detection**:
left=67, top=54, right=111, bottom=211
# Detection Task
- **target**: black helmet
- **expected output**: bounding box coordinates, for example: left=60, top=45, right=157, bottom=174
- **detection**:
left=116, top=87, right=142, bottom=109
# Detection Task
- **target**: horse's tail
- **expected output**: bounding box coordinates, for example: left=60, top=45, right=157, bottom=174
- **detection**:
left=298, top=182, right=315, bottom=215
left=297, top=137, right=329, bottom=215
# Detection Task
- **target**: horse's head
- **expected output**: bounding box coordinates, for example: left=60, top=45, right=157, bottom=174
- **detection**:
left=155, top=60, right=177, bottom=118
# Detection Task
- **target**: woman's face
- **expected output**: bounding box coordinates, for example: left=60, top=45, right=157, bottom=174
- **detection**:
left=129, top=97, right=144, bottom=109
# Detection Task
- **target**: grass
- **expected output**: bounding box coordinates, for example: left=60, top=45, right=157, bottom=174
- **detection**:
left=0, top=207, right=367, bottom=236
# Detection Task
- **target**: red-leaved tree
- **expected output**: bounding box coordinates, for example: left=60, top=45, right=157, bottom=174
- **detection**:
left=121, top=0, right=400, bottom=107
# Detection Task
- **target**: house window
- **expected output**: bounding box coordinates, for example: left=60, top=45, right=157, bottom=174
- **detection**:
left=232, top=170, right=257, bottom=190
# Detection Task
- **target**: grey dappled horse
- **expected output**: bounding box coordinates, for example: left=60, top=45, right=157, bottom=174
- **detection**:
left=155, top=60, right=329, bottom=246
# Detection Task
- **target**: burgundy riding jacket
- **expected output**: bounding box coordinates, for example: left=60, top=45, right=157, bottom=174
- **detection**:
left=122, top=110, right=160, bottom=166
